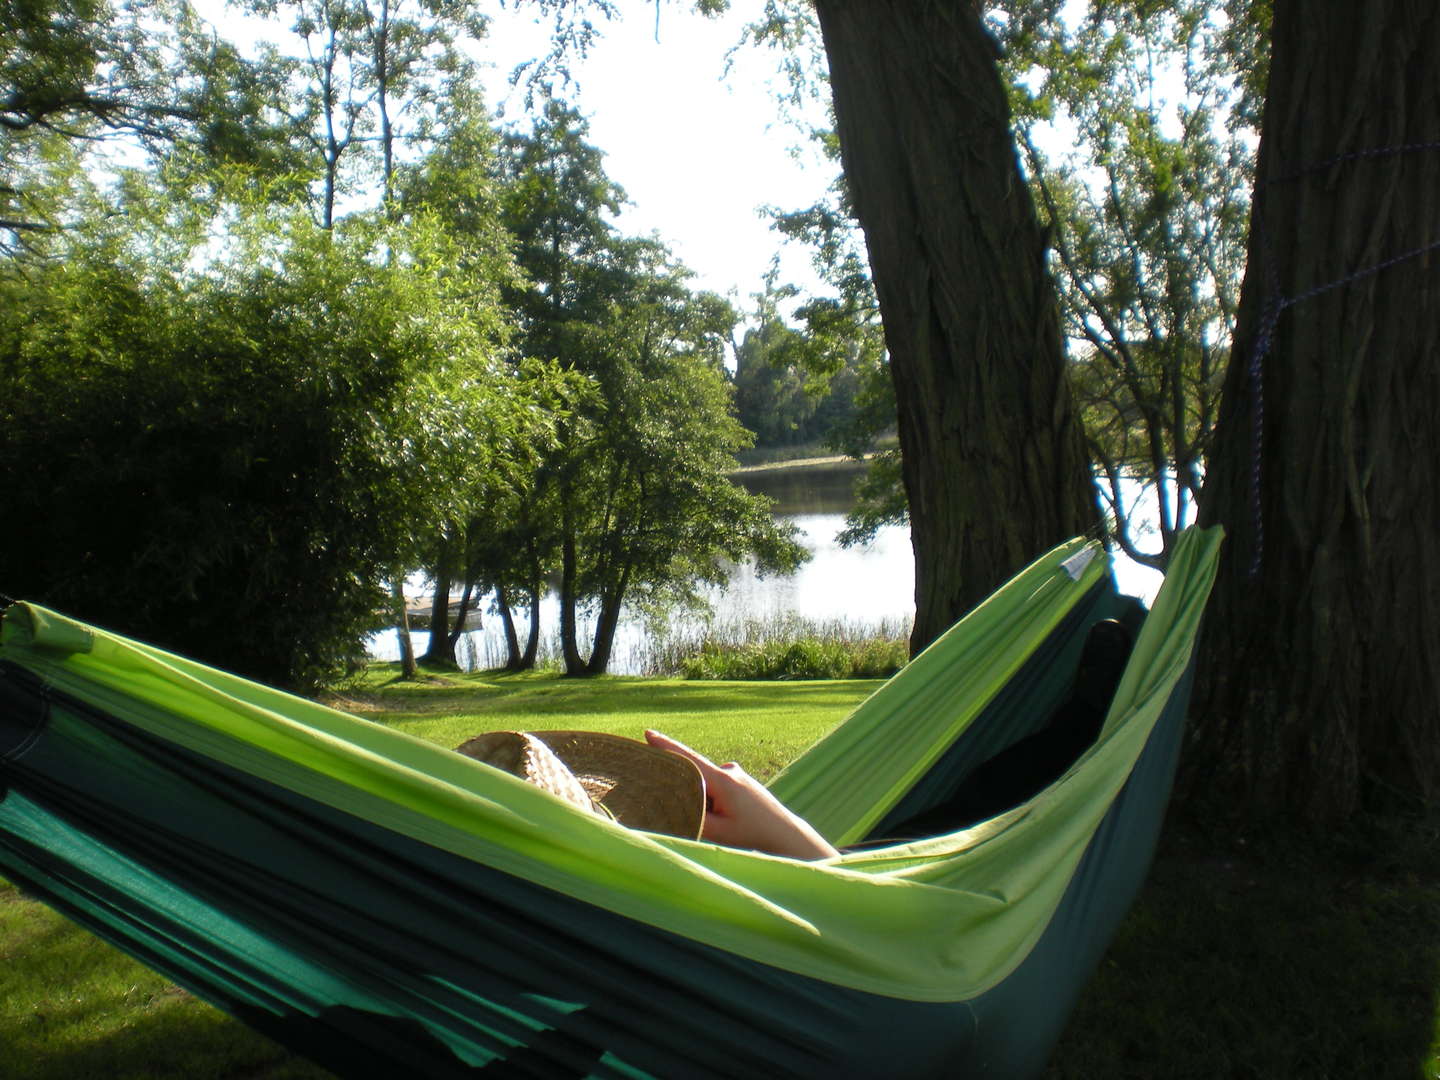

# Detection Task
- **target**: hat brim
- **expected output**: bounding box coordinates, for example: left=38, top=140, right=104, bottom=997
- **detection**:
left=530, top=731, right=705, bottom=840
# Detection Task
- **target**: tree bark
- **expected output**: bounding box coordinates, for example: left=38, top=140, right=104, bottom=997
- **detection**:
left=558, top=523, right=588, bottom=676
left=812, top=0, right=1097, bottom=653
left=1188, top=0, right=1440, bottom=821
left=389, top=577, right=416, bottom=679
left=521, top=585, right=541, bottom=669
left=585, top=565, right=631, bottom=676
left=496, top=584, right=523, bottom=670
left=421, top=538, right=457, bottom=667
left=447, top=579, right=475, bottom=651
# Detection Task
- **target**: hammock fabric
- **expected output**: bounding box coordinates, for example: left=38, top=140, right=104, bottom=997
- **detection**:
left=0, top=526, right=1221, bottom=1079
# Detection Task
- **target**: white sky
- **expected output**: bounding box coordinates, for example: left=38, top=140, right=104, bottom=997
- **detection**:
left=197, top=0, right=837, bottom=311
left=195, top=1, right=1219, bottom=315
left=474, top=2, right=836, bottom=306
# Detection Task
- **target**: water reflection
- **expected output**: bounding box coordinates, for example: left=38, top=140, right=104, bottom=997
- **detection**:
left=717, top=513, right=912, bottom=626
left=732, top=460, right=869, bottom=514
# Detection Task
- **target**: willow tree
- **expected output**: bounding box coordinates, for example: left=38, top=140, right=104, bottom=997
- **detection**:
left=810, top=1, right=1098, bottom=652
left=1003, top=1, right=1251, bottom=573
left=1190, top=0, right=1440, bottom=821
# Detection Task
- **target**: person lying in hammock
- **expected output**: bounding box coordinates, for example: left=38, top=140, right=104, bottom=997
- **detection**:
left=458, top=618, right=1135, bottom=862
left=873, top=616, right=1137, bottom=842
left=454, top=726, right=841, bottom=860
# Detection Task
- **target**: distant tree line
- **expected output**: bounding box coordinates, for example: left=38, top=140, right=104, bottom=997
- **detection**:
left=729, top=269, right=879, bottom=456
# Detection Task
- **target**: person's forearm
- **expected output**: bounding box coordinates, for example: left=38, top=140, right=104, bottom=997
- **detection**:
left=644, top=730, right=839, bottom=860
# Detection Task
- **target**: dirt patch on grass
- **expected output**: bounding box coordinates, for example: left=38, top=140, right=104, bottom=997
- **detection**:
left=319, top=672, right=472, bottom=713
left=316, top=693, right=386, bottom=713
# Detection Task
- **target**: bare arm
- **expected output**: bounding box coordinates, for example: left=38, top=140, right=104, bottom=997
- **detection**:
left=644, top=731, right=840, bottom=861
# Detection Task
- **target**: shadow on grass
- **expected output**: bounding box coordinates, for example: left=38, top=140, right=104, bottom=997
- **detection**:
left=3, top=886, right=332, bottom=1080
left=1046, top=812, right=1440, bottom=1078
left=10, top=803, right=1439, bottom=1078
left=11, top=1006, right=328, bottom=1080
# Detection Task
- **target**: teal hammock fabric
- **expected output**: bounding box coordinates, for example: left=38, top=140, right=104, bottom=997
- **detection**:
left=0, top=526, right=1222, bottom=1078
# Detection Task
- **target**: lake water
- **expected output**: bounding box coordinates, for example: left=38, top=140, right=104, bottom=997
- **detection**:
left=371, top=463, right=1171, bottom=674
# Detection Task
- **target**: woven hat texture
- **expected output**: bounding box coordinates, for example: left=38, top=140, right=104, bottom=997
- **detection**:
left=453, top=730, right=705, bottom=839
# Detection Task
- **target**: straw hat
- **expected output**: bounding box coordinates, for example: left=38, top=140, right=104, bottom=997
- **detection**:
left=453, top=730, right=705, bottom=839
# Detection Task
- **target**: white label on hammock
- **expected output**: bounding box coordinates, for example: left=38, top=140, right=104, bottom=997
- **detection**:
left=1061, top=545, right=1099, bottom=581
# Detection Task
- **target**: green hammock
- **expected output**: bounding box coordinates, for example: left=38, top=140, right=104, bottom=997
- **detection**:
left=0, top=525, right=1221, bottom=1078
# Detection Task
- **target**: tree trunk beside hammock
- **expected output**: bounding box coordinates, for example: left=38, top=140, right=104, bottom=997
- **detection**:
left=1190, top=0, right=1440, bottom=821
left=812, top=0, right=1098, bottom=654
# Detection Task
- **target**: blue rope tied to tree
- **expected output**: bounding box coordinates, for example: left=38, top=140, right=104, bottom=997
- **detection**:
left=1243, top=140, right=1440, bottom=578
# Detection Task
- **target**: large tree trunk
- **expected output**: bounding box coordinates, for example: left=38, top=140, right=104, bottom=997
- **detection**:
left=1188, top=0, right=1440, bottom=822
left=447, top=579, right=476, bottom=651
left=389, top=577, right=416, bottom=679
left=521, top=585, right=541, bottom=669
left=813, top=0, right=1097, bottom=653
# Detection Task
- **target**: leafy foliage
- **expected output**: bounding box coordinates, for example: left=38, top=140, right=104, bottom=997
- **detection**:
left=0, top=191, right=550, bottom=689
left=489, top=104, right=806, bottom=674
left=731, top=10, right=910, bottom=546
left=998, top=0, right=1256, bottom=566
left=3, top=0, right=201, bottom=142
left=230, top=0, right=493, bottom=224
left=680, top=634, right=905, bottom=680
left=1, top=0, right=299, bottom=251
left=760, top=170, right=897, bottom=545
left=726, top=262, right=874, bottom=462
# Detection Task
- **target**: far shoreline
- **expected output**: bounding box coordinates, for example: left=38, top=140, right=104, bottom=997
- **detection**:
left=729, top=453, right=873, bottom=476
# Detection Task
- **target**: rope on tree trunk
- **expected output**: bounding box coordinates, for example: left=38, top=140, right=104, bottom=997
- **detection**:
left=1242, top=139, right=1440, bottom=578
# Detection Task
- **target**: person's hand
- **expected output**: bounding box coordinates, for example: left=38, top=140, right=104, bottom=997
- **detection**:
left=644, top=730, right=839, bottom=861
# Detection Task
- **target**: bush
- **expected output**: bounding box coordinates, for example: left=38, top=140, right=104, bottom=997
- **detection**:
left=0, top=207, right=528, bottom=691
left=848, top=637, right=910, bottom=678
left=677, top=632, right=907, bottom=681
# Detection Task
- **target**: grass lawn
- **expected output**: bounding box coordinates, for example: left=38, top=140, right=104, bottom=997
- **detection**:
left=325, top=665, right=870, bottom=779
left=5, top=667, right=1440, bottom=1078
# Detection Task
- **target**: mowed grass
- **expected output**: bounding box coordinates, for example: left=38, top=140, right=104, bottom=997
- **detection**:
left=328, top=664, right=875, bottom=778
left=6, top=668, right=1440, bottom=1078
